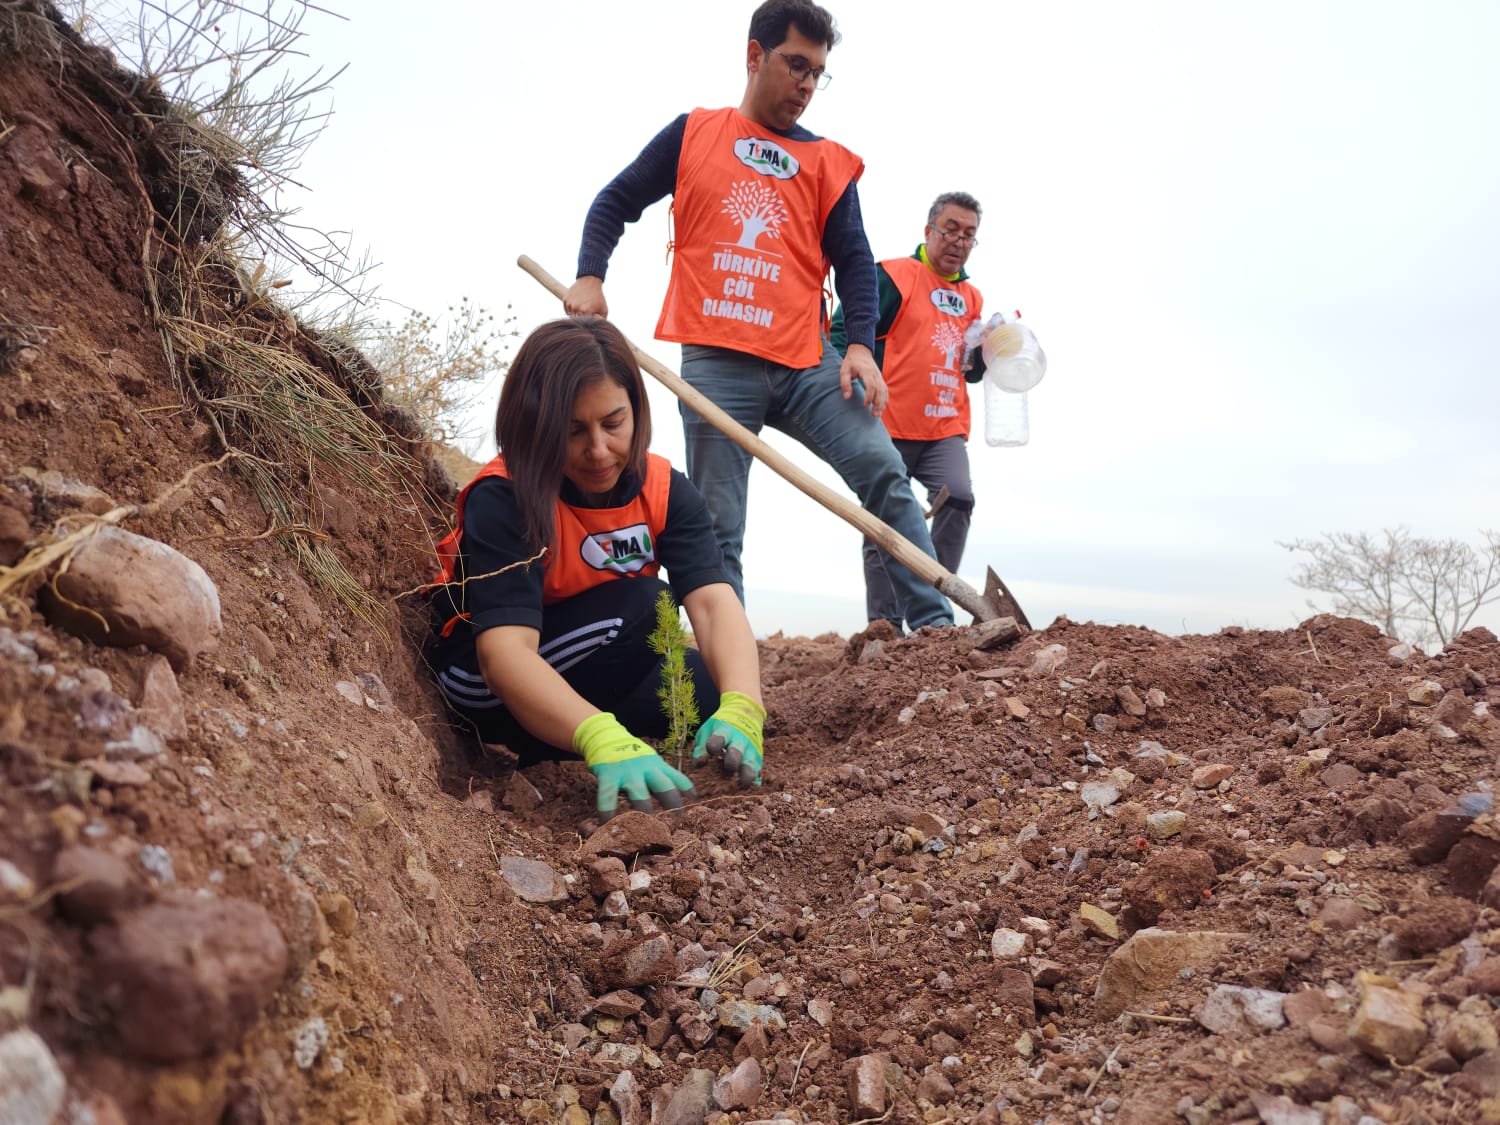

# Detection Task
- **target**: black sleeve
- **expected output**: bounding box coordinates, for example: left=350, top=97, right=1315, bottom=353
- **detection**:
left=966, top=346, right=987, bottom=384
left=656, top=469, right=731, bottom=600
left=821, top=179, right=878, bottom=350
left=576, top=115, right=688, bottom=281
left=831, top=263, right=902, bottom=367
left=456, top=477, right=547, bottom=634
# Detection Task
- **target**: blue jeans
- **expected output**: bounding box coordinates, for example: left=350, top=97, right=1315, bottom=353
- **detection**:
left=864, top=435, right=975, bottom=627
left=679, top=342, right=955, bottom=630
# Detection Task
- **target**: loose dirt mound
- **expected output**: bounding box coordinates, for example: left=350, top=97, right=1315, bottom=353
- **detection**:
left=3, top=7, right=1499, bottom=1124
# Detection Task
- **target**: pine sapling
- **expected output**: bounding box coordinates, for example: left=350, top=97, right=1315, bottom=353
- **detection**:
left=648, top=589, right=699, bottom=767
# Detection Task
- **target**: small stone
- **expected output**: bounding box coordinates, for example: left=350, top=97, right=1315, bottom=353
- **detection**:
left=0, top=860, right=35, bottom=903
left=1298, top=707, right=1334, bottom=730
left=1191, top=764, right=1234, bottom=789
left=1198, top=985, right=1287, bottom=1035
left=587, top=857, right=628, bottom=897
left=1442, top=1013, right=1499, bottom=1061
left=990, top=928, right=1030, bottom=960
left=0, top=1029, right=65, bottom=1125
left=134, top=655, right=189, bottom=741
left=915, top=1068, right=956, bottom=1104
left=591, top=991, right=645, bottom=1019
left=712, top=1056, right=763, bottom=1111
left=1146, top=811, right=1187, bottom=840
left=1348, top=980, right=1428, bottom=1064
left=42, top=526, right=221, bottom=671
left=600, top=935, right=675, bottom=989
left=1318, top=763, right=1363, bottom=792
left=353, top=802, right=388, bottom=829
left=610, top=1069, right=644, bottom=1125
left=733, top=1022, right=770, bottom=1062
left=1281, top=989, right=1330, bottom=1028
left=1407, top=680, right=1444, bottom=704
left=292, top=1016, right=328, bottom=1069
left=661, top=1068, right=714, bottom=1125
left=1453, top=1048, right=1500, bottom=1100
left=1116, top=685, right=1147, bottom=717
left=1028, top=644, right=1067, bottom=678
left=88, top=894, right=288, bottom=1063
left=498, top=856, right=569, bottom=905
left=581, top=812, right=675, bottom=858
left=716, top=1000, right=786, bottom=1031
left=808, top=997, right=834, bottom=1026
left=53, top=846, right=143, bottom=927
left=1094, top=928, right=1242, bottom=1020
left=676, top=1012, right=715, bottom=1049
left=320, top=893, right=358, bottom=937
left=1031, top=959, right=1067, bottom=988
left=1078, top=903, right=1119, bottom=940
left=89, top=759, right=152, bottom=787
left=1248, top=1091, right=1321, bottom=1125
left=848, top=1054, right=887, bottom=1119
left=1306, top=1016, right=1355, bottom=1054
left=1314, top=898, right=1370, bottom=932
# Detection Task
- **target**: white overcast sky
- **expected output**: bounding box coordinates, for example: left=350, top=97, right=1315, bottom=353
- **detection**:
left=98, top=1, right=1500, bottom=639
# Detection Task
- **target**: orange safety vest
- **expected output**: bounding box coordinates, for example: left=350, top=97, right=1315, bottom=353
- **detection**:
left=876, top=256, right=984, bottom=441
left=656, top=107, right=864, bottom=370
left=431, top=454, right=673, bottom=633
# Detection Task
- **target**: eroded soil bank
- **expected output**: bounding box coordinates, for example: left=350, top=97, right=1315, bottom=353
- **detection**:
left=3, top=4, right=1500, bottom=1123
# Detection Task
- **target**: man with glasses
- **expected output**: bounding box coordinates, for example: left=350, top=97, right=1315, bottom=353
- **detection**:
left=564, top=0, right=954, bottom=632
left=831, top=192, right=987, bottom=632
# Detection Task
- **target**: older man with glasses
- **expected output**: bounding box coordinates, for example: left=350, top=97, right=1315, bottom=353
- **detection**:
left=831, top=191, right=989, bottom=632
left=564, top=0, right=954, bottom=632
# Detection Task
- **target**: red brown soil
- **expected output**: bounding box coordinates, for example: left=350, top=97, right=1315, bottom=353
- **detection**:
left=3, top=8, right=1500, bottom=1124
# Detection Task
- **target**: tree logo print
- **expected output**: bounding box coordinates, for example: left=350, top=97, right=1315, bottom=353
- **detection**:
left=931, top=320, right=966, bottom=371
left=722, top=180, right=788, bottom=250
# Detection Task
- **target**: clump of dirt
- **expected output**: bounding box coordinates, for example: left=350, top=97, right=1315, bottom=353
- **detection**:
left=3, top=6, right=1500, bottom=1124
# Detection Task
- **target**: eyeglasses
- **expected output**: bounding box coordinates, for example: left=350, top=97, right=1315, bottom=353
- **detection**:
left=930, top=225, right=979, bottom=248
left=763, top=44, right=833, bottom=90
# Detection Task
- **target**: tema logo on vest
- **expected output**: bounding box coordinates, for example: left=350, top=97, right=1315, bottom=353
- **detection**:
left=579, top=523, right=656, bottom=573
left=734, top=137, right=800, bottom=180
left=928, top=288, right=969, bottom=318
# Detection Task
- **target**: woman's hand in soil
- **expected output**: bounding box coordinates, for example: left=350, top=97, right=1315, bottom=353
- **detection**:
left=693, top=691, right=766, bottom=787
left=573, top=712, right=698, bottom=820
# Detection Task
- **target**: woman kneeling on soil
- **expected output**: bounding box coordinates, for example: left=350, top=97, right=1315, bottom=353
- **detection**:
left=425, top=317, right=764, bottom=820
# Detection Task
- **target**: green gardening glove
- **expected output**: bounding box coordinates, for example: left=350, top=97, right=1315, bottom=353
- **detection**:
left=692, top=691, right=766, bottom=788
left=573, top=712, right=699, bottom=821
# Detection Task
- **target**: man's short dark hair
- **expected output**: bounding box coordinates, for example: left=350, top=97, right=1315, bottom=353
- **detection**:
left=929, top=191, right=982, bottom=225
left=748, top=0, right=840, bottom=51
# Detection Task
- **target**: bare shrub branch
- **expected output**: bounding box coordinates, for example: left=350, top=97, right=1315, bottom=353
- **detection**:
left=368, top=299, right=517, bottom=448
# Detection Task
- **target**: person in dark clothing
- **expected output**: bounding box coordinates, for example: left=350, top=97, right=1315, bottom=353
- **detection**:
left=561, top=0, right=953, bottom=631
left=425, top=318, right=765, bottom=820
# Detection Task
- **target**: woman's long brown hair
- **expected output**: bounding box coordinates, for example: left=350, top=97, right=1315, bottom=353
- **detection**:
left=494, top=317, right=653, bottom=553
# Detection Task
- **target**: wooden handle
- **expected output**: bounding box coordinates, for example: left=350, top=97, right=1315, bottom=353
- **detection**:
left=517, top=255, right=998, bottom=622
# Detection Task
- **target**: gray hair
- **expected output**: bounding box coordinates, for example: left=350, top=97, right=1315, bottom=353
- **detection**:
left=928, top=191, right=982, bottom=225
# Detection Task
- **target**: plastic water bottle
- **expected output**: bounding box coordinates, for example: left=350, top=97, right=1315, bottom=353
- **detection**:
left=984, top=382, right=1029, bottom=447
left=978, top=313, right=1046, bottom=447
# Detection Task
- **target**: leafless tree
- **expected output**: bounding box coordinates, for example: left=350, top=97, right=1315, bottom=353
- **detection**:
left=1280, top=527, right=1500, bottom=649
